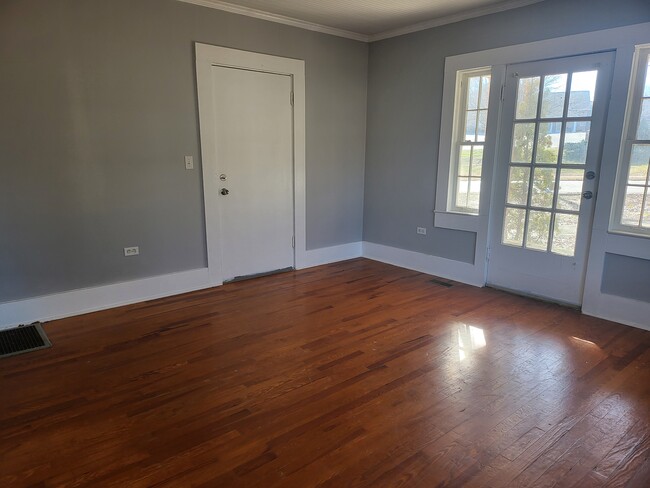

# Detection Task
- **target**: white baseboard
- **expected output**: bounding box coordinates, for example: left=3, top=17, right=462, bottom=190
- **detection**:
left=3, top=240, right=646, bottom=333
left=0, top=268, right=213, bottom=330
left=300, top=241, right=363, bottom=269
left=582, top=293, right=650, bottom=332
left=0, top=242, right=364, bottom=330
left=362, top=241, right=485, bottom=287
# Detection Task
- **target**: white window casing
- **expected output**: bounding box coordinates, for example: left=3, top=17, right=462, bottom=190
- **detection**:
left=610, top=45, right=650, bottom=238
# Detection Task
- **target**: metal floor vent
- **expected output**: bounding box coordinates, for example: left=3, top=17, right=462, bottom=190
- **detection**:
left=0, top=323, right=51, bottom=358
left=430, top=278, right=453, bottom=288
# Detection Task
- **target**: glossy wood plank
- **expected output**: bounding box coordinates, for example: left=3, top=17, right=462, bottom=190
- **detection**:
left=1, top=258, right=649, bottom=487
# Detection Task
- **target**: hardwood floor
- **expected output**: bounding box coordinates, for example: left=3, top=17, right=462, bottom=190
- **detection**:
left=1, top=258, right=649, bottom=487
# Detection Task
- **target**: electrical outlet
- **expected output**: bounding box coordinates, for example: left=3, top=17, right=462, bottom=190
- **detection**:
left=184, top=156, right=194, bottom=170
left=124, top=246, right=139, bottom=257
left=417, top=227, right=427, bottom=235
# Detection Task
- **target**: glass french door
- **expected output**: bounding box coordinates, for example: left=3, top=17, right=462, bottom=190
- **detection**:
left=487, top=52, right=613, bottom=305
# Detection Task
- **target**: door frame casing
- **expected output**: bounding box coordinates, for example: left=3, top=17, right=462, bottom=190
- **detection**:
left=195, top=43, right=306, bottom=286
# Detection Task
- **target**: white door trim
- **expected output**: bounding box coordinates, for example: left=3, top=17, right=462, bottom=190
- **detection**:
left=195, top=43, right=307, bottom=285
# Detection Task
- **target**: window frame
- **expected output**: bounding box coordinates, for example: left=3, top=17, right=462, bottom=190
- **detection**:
left=610, top=44, right=650, bottom=238
left=448, top=67, right=492, bottom=215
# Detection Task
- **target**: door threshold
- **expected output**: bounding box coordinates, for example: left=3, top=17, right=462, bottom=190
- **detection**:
left=486, top=284, right=581, bottom=310
left=226, top=267, right=294, bottom=283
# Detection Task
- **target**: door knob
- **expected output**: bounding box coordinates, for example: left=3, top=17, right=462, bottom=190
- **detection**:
left=220, top=188, right=229, bottom=196
left=582, top=191, right=593, bottom=200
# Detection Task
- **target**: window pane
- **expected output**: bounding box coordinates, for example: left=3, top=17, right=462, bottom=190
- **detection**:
left=459, top=145, right=472, bottom=176
left=531, top=168, right=556, bottom=208
left=477, top=110, right=488, bottom=142
left=536, top=122, right=561, bottom=164
left=468, top=178, right=481, bottom=210
left=456, top=177, right=470, bottom=208
left=515, top=77, right=540, bottom=119
left=511, top=123, right=535, bottom=163
left=621, top=187, right=643, bottom=226
left=557, top=169, right=584, bottom=211
left=637, top=99, right=650, bottom=140
left=480, top=76, right=491, bottom=109
left=552, top=213, right=579, bottom=256
left=628, top=144, right=650, bottom=185
left=506, top=167, right=530, bottom=205
left=540, top=74, right=568, bottom=118
left=643, top=197, right=650, bottom=228
left=464, top=111, right=478, bottom=142
left=503, top=207, right=526, bottom=246
left=644, top=60, right=650, bottom=97
left=526, top=210, right=552, bottom=251
left=467, top=76, right=480, bottom=110
left=568, top=71, right=597, bottom=117
left=471, top=146, right=484, bottom=177
left=562, top=121, right=590, bottom=165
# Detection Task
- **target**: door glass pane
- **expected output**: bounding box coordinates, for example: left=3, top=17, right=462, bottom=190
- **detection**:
left=568, top=71, right=597, bottom=117
left=471, top=146, right=484, bottom=177
left=467, top=76, right=480, bottom=110
left=540, top=74, right=568, bottom=118
left=480, top=76, right=491, bottom=109
left=552, top=213, right=579, bottom=256
left=516, top=77, right=540, bottom=119
left=628, top=144, right=650, bottom=184
left=622, top=188, right=643, bottom=226
left=459, top=145, right=472, bottom=176
left=562, top=121, right=590, bottom=165
left=644, top=61, right=650, bottom=97
left=637, top=99, right=650, bottom=140
left=557, top=169, right=584, bottom=211
left=511, top=123, right=536, bottom=163
left=464, top=111, right=478, bottom=142
left=526, top=210, right=551, bottom=250
left=503, top=207, right=526, bottom=246
left=531, top=168, right=556, bottom=208
left=536, top=123, right=561, bottom=164
left=507, top=167, right=530, bottom=205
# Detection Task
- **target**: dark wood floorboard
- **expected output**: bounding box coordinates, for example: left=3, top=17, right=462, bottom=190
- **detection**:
left=1, top=258, right=649, bottom=487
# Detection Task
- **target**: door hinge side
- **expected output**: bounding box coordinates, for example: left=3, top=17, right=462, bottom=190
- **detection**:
left=486, top=246, right=491, bottom=262
left=292, top=235, right=295, bottom=248
left=500, top=84, right=505, bottom=101
left=290, top=91, right=294, bottom=106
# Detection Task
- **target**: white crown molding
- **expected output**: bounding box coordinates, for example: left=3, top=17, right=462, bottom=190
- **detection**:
left=368, top=0, right=546, bottom=42
left=176, top=0, right=369, bottom=42
left=176, top=0, right=546, bottom=43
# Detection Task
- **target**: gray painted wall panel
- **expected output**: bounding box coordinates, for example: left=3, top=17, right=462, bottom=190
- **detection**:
left=602, top=253, right=650, bottom=302
left=0, top=0, right=368, bottom=302
left=363, top=0, right=650, bottom=263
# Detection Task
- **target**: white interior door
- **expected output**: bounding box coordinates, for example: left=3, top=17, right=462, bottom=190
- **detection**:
left=212, top=66, right=294, bottom=281
left=487, top=52, right=613, bottom=305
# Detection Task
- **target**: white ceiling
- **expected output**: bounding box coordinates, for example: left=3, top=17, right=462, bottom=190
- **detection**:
left=179, top=0, right=546, bottom=42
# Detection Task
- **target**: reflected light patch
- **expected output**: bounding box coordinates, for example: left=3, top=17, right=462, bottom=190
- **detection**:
left=570, top=336, right=599, bottom=348
left=458, top=325, right=487, bottom=361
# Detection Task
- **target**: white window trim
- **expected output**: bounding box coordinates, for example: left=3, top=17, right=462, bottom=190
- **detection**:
left=447, top=68, right=492, bottom=215
left=610, top=44, right=650, bottom=238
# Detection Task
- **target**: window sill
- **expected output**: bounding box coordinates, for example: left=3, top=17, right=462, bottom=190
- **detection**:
left=434, top=211, right=481, bottom=232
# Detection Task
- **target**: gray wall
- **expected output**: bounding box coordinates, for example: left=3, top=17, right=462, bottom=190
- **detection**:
left=0, top=0, right=368, bottom=302
left=363, top=0, right=650, bottom=263
left=602, top=254, right=650, bottom=302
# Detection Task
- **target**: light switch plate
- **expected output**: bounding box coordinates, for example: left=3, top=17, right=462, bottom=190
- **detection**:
left=185, top=156, right=194, bottom=170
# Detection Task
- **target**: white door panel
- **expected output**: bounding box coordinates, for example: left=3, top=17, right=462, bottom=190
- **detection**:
left=212, top=66, right=294, bottom=281
left=487, top=52, right=614, bottom=305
